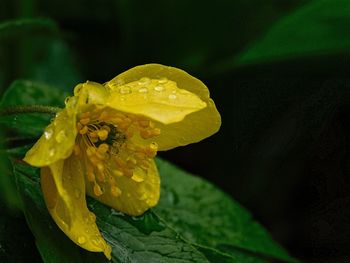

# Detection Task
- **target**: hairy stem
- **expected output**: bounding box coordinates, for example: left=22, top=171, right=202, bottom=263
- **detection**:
left=0, top=105, right=62, bottom=116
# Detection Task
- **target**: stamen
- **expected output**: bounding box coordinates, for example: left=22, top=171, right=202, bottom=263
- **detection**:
left=79, top=126, right=88, bottom=135
left=80, top=117, right=90, bottom=125
left=94, top=184, right=103, bottom=196
left=97, top=129, right=109, bottom=141
left=110, top=186, right=122, bottom=197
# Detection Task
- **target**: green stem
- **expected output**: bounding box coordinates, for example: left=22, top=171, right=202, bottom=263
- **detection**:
left=0, top=105, right=62, bottom=116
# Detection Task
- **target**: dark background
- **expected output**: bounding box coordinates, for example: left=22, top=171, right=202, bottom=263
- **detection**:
left=1, top=0, right=350, bottom=262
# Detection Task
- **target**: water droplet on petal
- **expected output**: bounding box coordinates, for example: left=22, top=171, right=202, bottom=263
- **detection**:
left=158, top=77, right=168, bottom=84
left=138, top=77, right=151, bottom=85
left=44, top=129, right=53, bottom=139
left=55, top=130, right=67, bottom=143
left=138, top=88, right=148, bottom=93
left=49, top=149, right=55, bottom=156
left=74, top=188, right=81, bottom=199
left=119, top=86, right=131, bottom=94
left=168, top=94, right=177, bottom=100
left=78, top=236, right=86, bottom=244
left=154, top=85, right=164, bottom=92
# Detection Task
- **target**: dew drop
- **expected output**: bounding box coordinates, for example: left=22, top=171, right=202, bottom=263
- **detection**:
left=49, top=149, right=55, bottom=157
left=158, top=77, right=168, bottom=84
left=154, top=85, right=164, bottom=92
left=78, top=236, right=86, bottom=245
left=89, top=212, right=96, bottom=222
left=55, top=130, right=67, bottom=143
left=138, top=87, right=148, bottom=93
left=44, top=129, right=53, bottom=139
left=138, top=77, right=151, bottom=85
left=74, top=188, right=81, bottom=199
left=91, top=237, right=103, bottom=247
left=119, top=86, right=131, bottom=94
left=168, top=94, right=177, bottom=100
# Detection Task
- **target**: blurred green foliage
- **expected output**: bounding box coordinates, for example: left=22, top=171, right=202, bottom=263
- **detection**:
left=1, top=0, right=350, bottom=262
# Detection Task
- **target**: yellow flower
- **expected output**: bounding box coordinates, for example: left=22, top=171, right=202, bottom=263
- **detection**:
left=23, top=64, right=221, bottom=259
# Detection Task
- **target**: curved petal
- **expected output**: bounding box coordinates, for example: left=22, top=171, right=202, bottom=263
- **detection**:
left=73, top=81, right=109, bottom=110
left=41, top=156, right=112, bottom=259
left=105, top=78, right=206, bottom=124
left=24, top=108, right=77, bottom=167
left=85, top=159, right=160, bottom=216
left=106, top=64, right=221, bottom=150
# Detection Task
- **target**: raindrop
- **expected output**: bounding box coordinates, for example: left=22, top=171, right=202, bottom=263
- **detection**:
left=138, top=77, right=151, bottom=85
left=119, top=86, right=131, bottom=94
left=158, top=77, right=168, bottom=84
left=55, top=130, right=67, bottom=143
left=49, top=149, right=55, bottom=157
left=44, top=129, right=53, bottom=139
left=154, top=85, right=164, bottom=92
left=168, top=94, right=177, bottom=100
left=138, top=88, right=148, bottom=93
left=78, top=236, right=86, bottom=245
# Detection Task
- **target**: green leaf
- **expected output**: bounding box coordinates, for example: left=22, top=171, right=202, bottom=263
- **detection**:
left=11, top=158, right=296, bottom=263
left=154, top=159, right=296, bottom=263
left=13, top=162, right=210, bottom=263
left=0, top=80, right=67, bottom=138
left=0, top=18, right=58, bottom=41
left=223, top=0, right=350, bottom=67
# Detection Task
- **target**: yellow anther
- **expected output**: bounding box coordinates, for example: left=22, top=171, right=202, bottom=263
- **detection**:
left=74, top=144, right=81, bottom=155
left=111, top=186, right=122, bottom=197
left=97, top=129, right=109, bottom=141
left=101, top=125, right=111, bottom=132
left=139, top=120, right=150, bottom=128
left=93, top=184, right=103, bottom=196
left=97, top=163, right=105, bottom=172
left=113, top=170, right=124, bottom=177
left=79, top=125, right=88, bottom=135
left=152, top=128, right=161, bottom=136
left=140, top=129, right=152, bottom=139
left=86, top=147, right=96, bottom=157
left=80, top=117, right=90, bottom=125
left=145, top=143, right=158, bottom=158
left=89, top=131, right=98, bottom=138
left=98, top=143, right=109, bottom=154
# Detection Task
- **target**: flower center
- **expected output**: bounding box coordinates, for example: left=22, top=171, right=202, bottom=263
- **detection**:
left=74, top=107, right=160, bottom=198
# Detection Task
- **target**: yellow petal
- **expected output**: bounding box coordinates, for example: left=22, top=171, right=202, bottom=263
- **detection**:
left=106, top=64, right=221, bottom=150
left=85, top=159, right=160, bottom=216
left=24, top=108, right=77, bottom=167
left=105, top=77, right=206, bottom=124
left=73, top=81, right=109, bottom=110
left=41, top=156, right=112, bottom=259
